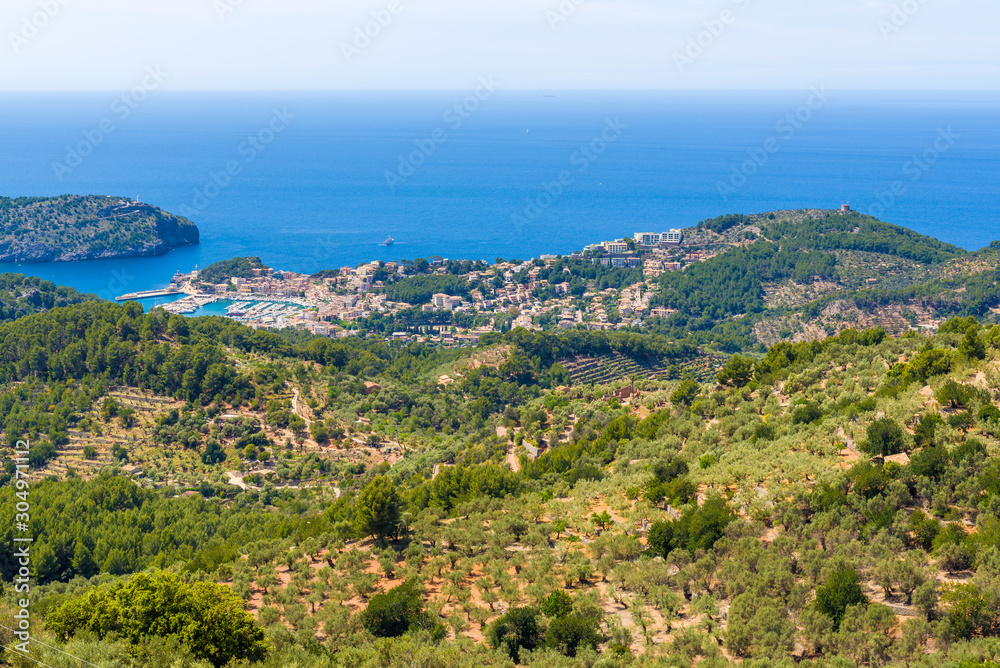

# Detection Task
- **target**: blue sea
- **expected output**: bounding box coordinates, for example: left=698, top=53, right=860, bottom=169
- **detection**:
left=0, top=90, right=998, bottom=308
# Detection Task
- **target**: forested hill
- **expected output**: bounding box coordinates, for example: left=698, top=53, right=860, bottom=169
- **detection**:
left=0, top=195, right=199, bottom=262
left=648, top=210, right=988, bottom=348
left=762, top=212, right=966, bottom=263
left=699, top=210, right=967, bottom=264
left=0, top=273, right=95, bottom=322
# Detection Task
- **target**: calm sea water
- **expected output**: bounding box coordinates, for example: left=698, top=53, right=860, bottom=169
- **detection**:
left=0, top=91, right=998, bottom=303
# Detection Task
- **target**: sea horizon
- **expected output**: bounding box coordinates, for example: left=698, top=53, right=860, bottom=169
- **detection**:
left=2, top=90, right=998, bottom=300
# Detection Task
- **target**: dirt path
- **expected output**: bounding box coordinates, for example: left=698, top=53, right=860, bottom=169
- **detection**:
left=292, top=387, right=312, bottom=426
left=506, top=442, right=521, bottom=473
left=226, top=471, right=247, bottom=489
left=837, top=426, right=859, bottom=455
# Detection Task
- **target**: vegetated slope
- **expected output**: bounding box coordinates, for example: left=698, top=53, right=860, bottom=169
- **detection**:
left=7, top=316, right=1000, bottom=666
left=0, top=273, right=95, bottom=322
left=384, top=274, right=475, bottom=304
left=754, top=247, right=1000, bottom=347
left=649, top=210, right=985, bottom=349
left=763, top=211, right=966, bottom=264
left=196, top=256, right=269, bottom=284
left=0, top=195, right=199, bottom=261
left=653, top=211, right=953, bottom=319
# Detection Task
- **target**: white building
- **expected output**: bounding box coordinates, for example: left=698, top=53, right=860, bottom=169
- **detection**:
left=662, top=229, right=684, bottom=245
left=432, top=293, right=463, bottom=310
left=634, top=232, right=661, bottom=246
left=603, top=239, right=630, bottom=254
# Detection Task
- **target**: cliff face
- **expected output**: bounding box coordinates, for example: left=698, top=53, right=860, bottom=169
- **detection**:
left=0, top=195, right=200, bottom=263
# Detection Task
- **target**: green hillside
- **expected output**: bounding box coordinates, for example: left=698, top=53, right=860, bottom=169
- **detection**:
left=0, top=195, right=199, bottom=262
left=5, top=216, right=1000, bottom=666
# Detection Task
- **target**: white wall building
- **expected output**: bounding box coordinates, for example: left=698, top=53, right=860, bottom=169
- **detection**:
left=662, top=229, right=684, bottom=245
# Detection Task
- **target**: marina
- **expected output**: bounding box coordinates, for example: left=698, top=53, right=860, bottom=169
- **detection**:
left=222, top=299, right=311, bottom=325
left=151, top=295, right=312, bottom=324
left=153, top=294, right=219, bottom=315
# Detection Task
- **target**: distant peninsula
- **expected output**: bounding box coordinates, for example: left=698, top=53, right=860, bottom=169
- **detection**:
left=0, top=195, right=199, bottom=262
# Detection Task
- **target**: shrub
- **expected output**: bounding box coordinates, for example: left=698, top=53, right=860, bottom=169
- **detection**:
left=545, top=614, right=603, bottom=657
left=909, top=445, right=949, bottom=481
left=903, top=348, right=952, bottom=384
left=359, top=579, right=439, bottom=639
left=45, top=570, right=267, bottom=667
left=355, top=475, right=402, bottom=541
left=201, top=440, right=227, bottom=465
left=716, top=354, right=755, bottom=388
left=978, top=405, right=1000, bottom=422
left=752, top=421, right=775, bottom=442
left=792, top=401, right=823, bottom=425
left=948, top=411, right=975, bottom=433
left=540, top=590, right=573, bottom=619
left=959, top=325, right=986, bottom=360
left=488, top=607, right=542, bottom=663
left=909, top=510, right=940, bottom=550
left=648, top=494, right=734, bottom=557
left=861, top=418, right=905, bottom=457
left=913, top=413, right=944, bottom=447
left=936, top=380, right=981, bottom=409
left=942, top=583, right=998, bottom=639
left=671, top=379, right=701, bottom=407
left=954, top=438, right=987, bottom=466
left=850, top=462, right=891, bottom=499
left=814, top=569, right=866, bottom=630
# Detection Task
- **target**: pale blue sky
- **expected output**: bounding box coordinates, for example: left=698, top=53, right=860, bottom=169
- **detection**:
left=0, top=0, right=996, bottom=90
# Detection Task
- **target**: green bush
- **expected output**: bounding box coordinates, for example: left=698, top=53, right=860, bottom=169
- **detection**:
left=201, top=440, right=227, bottom=465
left=359, top=579, right=440, bottom=639
left=861, top=418, right=905, bottom=457
left=45, top=570, right=267, bottom=667
left=980, top=404, right=1000, bottom=422
left=814, top=569, right=866, bottom=630
left=355, top=475, right=403, bottom=541
left=540, top=590, right=573, bottom=619
left=647, top=494, right=734, bottom=557
left=913, top=413, right=944, bottom=447
left=849, top=462, right=891, bottom=499
left=670, top=379, right=701, bottom=407
left=909, top=445, right=949, bottom=481
left=545, top=614, right=603, bottom=657
left=792, top=401, right=823, bottom=425
left=487, top=607, right=542, bottom=663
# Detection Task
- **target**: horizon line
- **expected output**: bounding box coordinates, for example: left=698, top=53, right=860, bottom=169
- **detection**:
left=1, top=88, right=1000, bottom=94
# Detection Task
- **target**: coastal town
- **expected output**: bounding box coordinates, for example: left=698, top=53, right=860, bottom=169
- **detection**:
left=117, top=206, right=919, bottom=349
left=117, top=224, right=717, bottom=345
